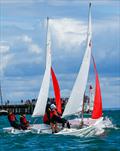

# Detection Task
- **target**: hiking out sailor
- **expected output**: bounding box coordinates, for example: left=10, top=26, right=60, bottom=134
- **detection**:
left=50, top=104, right=70, bottom=133
left=20, top=114, right=30, bottom=130
left=8, top=111, right=21, bottom=130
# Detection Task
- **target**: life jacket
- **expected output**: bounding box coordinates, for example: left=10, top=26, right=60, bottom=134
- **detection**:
left=43, top=113, right=49, bottom=123
left=20, top=116, right=28, bottom=125
left=50, top=109, right=58, bottom=119
left=8, top=113, right=16, bottom=122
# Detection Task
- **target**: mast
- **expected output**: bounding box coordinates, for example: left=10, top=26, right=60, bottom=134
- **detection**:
left=32, top=17, right=52, bottom=117
left=62, top=3, right=92, bottom=118
left=0, top=81, right=3, bottom=108
left=81, top=2, right=92, bottom=121
left=81, top=94, right=85, bottom=122
left=45, top=17, right=50, bottom=66
left=0, top=39, right=3, bottom=108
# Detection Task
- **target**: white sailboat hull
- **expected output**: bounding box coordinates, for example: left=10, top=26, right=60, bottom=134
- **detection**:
left=31, top=124, right=52, bottom=134
left=0, top=109, right=8, bottom=115
left=3, top=117, right=112, bottom=136
left=3, top=127, right=31, bottom=134
left=57, top=117, right=104, bottom=136
left=30, top=117, right=105, bottom=136
left=69, top=117, right=103, bottom=128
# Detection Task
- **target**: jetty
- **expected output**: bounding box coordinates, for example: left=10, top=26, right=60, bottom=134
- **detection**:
left=0, top=104, right=35, bottom=114
left=0, top=98, right=68, bottom=115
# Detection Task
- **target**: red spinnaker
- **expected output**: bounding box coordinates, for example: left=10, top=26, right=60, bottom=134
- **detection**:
left=51, top=67, right=62, bottom=114
left=92, top=55, right=102, bottom=119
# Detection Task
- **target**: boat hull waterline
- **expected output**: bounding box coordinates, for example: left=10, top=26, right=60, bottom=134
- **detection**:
left=3, top=117, right=113, bottom=135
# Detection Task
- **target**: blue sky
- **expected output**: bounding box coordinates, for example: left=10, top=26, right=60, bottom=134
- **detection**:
left=0, top=0, right=120, bottom=108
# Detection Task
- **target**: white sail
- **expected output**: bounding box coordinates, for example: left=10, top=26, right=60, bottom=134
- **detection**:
left=32, top=18, right=51, bottom=117
left=62, top=3, right=92, bottom=117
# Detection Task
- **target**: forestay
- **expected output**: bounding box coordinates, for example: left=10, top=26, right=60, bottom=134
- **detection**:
left=62, top=3, right=92, bottom=117
left=32, top=18, right=51, bottom=117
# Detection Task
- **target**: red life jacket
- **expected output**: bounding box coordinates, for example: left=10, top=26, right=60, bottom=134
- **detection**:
left=8, top=113, right=16, bottom=122
left=50, top=109, right=58, bottom=119
left=20, top=116, right=28, bottom=124
left=43, top=113, right=49, bottom=123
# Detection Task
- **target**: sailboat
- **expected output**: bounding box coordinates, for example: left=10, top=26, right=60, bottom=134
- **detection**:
left=0, top=82, right=8, bottom=115
left=31, top=17, right=62, bottom=134
left=3, top=17, right=62, bottom=134
left=57, top=3, right=113, bottom=136
left=0, top=84, right=8, bottom=115
left=0, top=46, right=8, bottom=116
left=56, top=3, right=105, bottom=136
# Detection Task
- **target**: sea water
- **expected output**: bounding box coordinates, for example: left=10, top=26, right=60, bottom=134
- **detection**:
left=0, top=110, right=120, bottom=151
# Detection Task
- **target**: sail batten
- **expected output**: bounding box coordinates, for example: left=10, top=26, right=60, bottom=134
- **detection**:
left=32, top=18, right=51, bottom=117
left=62, top=3, right=92, bottom=117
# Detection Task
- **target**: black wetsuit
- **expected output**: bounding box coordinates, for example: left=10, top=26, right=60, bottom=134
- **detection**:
left=50, top=110, right=70, bottom=128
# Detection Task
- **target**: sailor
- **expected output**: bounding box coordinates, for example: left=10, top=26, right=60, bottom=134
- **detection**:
left=43, top=103, right=51, bottom=125
left=50, top=104, right=70, bottom=133
left=20, top=114, right=29, bottom=130
left=8, top=111, right=21, bottom=130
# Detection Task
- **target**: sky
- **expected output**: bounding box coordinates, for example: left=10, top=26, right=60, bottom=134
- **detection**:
left=0, top=0, right=120, bottom=109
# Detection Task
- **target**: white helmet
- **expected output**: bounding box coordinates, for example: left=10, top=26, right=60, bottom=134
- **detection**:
left=50, top=104, right=56, bottom=110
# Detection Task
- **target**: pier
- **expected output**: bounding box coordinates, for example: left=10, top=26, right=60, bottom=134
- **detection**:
left=0, top=97, right=69, bottom=115
left=0, top=104, right=35, bottom=114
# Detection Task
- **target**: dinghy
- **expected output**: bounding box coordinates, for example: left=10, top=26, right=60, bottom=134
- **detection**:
left=3, top=17, right=61, bottom=134
left=60, top=3, right=113, bottom=134
left=0, top=76, right=8, bottom=116
left=3, top=115, right=32, bottom=134
left=0, top=109, right=8, bottom=115
left=31, top=17, right=64, bottom=134
left=31, top=17, right=55, bottom=134
left=55, top=3, right=106, bottom=136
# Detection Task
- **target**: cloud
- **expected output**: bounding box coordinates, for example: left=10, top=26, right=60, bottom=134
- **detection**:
left=50, top=18, right=87, bottom=50
left=20, top=35, right=32, bottom=43
left=0, top=0, right=44, bottom=4
left=0, top=35, right=43, bottom=77
left=0, top=42, right=10, bottom=53
left=0, top=42, right=14, bottom=76
left=17, top=35, right=41, bottom=54
left=100, top=77, right=120, bottom=108
left=0, top=0, right=119, bottom=109
left=47, top=0, right=118, bottom=7
left=2, top=76, right=43, bottom=103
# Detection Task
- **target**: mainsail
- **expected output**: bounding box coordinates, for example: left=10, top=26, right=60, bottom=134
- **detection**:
left=92, top=55, right=102, bottom=119
left=32, top=18, right=51, bottom=117
left=51, top=67, right=62, bottom=114
left=62, top=3, right=92, bottom=117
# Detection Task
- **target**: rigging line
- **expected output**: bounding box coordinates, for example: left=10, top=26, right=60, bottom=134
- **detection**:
left=0, top=49, right=3, bottom=107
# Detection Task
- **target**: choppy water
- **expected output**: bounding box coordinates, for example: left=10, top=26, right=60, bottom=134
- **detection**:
left=0, top=110, right=120, bottom=151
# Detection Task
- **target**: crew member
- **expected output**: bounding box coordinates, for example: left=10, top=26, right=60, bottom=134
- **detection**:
left=50, top=104, right=70, bottom=133
left=43, top=103, right=51, bottom=125
left=8, top=111, right=21, bottom=130
left=20, top=114, right=29, bottom=130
